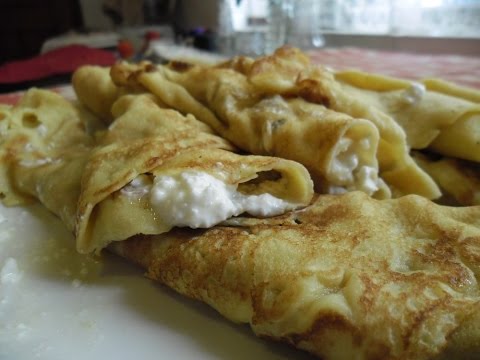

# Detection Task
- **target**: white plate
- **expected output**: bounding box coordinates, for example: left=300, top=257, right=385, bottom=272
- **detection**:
left=0, top=204, right=316, bottom=360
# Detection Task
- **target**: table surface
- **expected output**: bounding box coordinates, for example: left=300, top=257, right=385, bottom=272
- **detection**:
left=307, top=47, right=480, bottom=89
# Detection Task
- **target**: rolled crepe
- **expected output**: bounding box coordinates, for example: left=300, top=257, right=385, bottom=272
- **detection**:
left=422, top=78, right=480, bottom=103
left=414, top=152, right=480, bottom=206
left=1, top=89, right=314, bottom=254
left=109, top=48, right=440, bottom=199
left=110, top=61, right=391, bottom=199
left=227, top=47, right=440, bottom=199
left=72, top=65, right=137, bottom=123
left=0, top=88, right=95, bottom=214
left=111, top=191, right=480, bottom=360
left=335, top=70, right=480, bottom=163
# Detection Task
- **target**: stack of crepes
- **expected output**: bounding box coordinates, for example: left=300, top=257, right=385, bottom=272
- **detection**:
left=333, top=70, right=480, bottom=206
left=0, top=89, right=313, bottom=254
left=1, top=46, right=480, bottom=359
left=76, top=45, right=479, bottom=205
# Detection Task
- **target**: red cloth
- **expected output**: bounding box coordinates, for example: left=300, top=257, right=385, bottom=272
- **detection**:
left=0, top=45, right=115, bottom=84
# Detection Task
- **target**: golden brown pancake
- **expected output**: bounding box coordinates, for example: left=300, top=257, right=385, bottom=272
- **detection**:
left=335, top=70, right=480, bottom=163
left=2, top=49, right=480, bottom=360
left=72, top=65, right=123, bottom=123
left=108, top=47, right=440, bottom=199
left=109, top=59, right=392, bottom=199
left=231, top=47, right=440, bottom=199
left=422, top=78, right=480, bottom=104
left=414, top=151, right=480, bottom=206
left=0, top=88, right=96, bottom=217
left=1, top=89, right=314, bottom=254
left=111, top=191, right=480, bottom=360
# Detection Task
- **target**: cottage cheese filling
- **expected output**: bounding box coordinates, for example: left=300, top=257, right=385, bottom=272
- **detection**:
left=402, top=82, right=426, bottom=105
left=328, top=137, right=380, bottom=195
left=123, top=171, right=298, bottom=229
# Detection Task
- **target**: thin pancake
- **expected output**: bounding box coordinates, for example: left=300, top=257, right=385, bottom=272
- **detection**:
left=111, top=191, right=480, bottom=360
left=335, top=70, right=480, bottom=163
left=422, top=78, right=480, bottom=104
left=72, top=65, right=139, bottom=124
left=234, top=47, right=440, bottom=199
left=110, top=61, right=390, bottom=198
left=414, top=152, right=480, bottom=206
left=1, top=90, right=314, bottom=254
left=0, top=88, right=95, bottom=224
left=115, top=47, right=438, bottom=199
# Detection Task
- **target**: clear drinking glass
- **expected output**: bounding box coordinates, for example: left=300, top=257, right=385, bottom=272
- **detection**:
left=286, top=0, right=325, bottom=49
left=264, top=0, right=294, bottom=53
left=222, top=0, right=327, bottom=56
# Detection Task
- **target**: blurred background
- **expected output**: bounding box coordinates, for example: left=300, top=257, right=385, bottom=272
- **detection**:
left=1, top=0, right=479, bottom=92
left=2, top=0, right=480, bottom=65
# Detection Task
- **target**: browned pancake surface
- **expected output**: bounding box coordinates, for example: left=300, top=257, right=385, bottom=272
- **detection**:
left=113, top=192, right=480, bottom=360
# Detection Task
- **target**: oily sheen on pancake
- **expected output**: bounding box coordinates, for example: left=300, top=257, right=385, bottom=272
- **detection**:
left=111, top=191, right=480, bottom=360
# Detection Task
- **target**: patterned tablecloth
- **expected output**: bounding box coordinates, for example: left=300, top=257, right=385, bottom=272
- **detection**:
left=1, top=47, right=479, bottom=105
left=308, top=47, right=480, bottom=89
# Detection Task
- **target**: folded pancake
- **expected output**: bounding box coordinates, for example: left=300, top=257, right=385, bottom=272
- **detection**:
left=2, top=84, right=480, bottom=360
left=422, top=78, right=480, bottom=104
left=110, top=47, right=439, bottom=199
left=111, top=191, right=480, bottom=360
left=78, top=94, right=314, bottom=253
left=110, top=61, right=391, bottom=199
left=414, top=152, right=480, bottom=206
left=0, top=90, right=314, bottom=254
left=229, top=47, right=439, bottom=199
left=0, top=89, right=96, bottom=222
left=335, top=70, right=480, bottom=163
left=72, top=65, right=136, bottom=123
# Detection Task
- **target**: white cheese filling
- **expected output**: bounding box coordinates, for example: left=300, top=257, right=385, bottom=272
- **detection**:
left=122, top=171, right=298, bottom=229
left=402, top=82, right=426, bottom=105
left=328, top=137, right=381, bottom=196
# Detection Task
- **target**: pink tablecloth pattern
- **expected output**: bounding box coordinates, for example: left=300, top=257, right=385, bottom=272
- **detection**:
left=308, top=47, right=480, bottom=89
